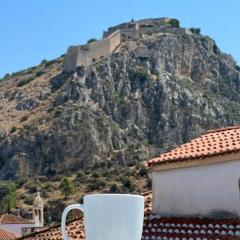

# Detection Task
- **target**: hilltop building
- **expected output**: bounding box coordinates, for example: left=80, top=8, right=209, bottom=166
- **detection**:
left=21, top=125, right=240, bottom=240
left=63, top=18, right=183, bottom=72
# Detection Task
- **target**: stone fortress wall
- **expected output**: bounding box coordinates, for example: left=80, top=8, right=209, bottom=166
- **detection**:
left=64, top=18, right=192, bottom=72
left=64, top=29, right=121, bottom=72
left=88, top=29, right=121, bottom=61
left=64, top=19, right=143, bottom=72
left=64, top=47, right=78, bottom=73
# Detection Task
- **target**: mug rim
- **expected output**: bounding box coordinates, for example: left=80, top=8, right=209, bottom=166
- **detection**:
left=84, top=193, right=144, bottom=200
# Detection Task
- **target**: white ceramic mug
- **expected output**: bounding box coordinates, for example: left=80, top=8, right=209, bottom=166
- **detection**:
left=61, top=194, right=144, bottom=240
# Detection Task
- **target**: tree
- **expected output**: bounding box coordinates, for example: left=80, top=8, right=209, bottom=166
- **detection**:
left=109, top=184, right=120, bottom=193
left=139, top=165, right=148, bottom=177
left=168, top=19, right=180, bottom=28
left=189, top=28, right=201, bottom=35
left=0, top=181, right=16, bottom=213
left=59, top=178, right=75, bottom=200
left=123, top=178, right=135, bottom=192
left=87, top=38, right=97, bottom=44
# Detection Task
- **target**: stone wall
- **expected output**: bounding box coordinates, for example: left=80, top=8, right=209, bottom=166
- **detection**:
left=63, top=46, right=78, bottom=72
left=103, top=23, right=128, bottom=38
left=64, top=30, right=121, bottom=72
left=103, top=22, right=139, bottom=39
left=137, top=18, right=170, bottom=27
left=120, top=28, right=139, bottom=40
left=76, top=49, right=90, bottom=67
left=109, top=30, right=121, bottom=52
left=88, top=30, right=121, bottom=61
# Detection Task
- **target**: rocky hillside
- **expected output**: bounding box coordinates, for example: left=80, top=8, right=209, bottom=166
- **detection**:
left=1, top=19, right=240, bottom=180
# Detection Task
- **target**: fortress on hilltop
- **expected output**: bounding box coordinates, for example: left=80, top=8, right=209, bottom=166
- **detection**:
left=64, top=18, right=186, bottom=72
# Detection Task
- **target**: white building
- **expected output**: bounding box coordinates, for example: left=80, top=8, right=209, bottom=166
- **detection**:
left=148, top=125, right=240, bottom=217
left=22, top=191, right=45, bottom=236
left=0, top=191, right=45, bottom=237
left=0, top=214, right=34, bottom=236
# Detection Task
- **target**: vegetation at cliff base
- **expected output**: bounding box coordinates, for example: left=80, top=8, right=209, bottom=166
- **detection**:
left=0, top=181, right=16, bottom=213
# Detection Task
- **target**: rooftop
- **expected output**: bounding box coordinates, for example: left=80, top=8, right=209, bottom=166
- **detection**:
left=148, top=125, right=240, bottom=168
left=142, top=215, right=240, bottom=240
left=0, top=228, right=20, bottom=240
left=0, top=214, right=33, bottom=225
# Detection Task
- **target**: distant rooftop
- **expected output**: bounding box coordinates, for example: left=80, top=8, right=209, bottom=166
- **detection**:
left=0, top=214, right=33, bottom=225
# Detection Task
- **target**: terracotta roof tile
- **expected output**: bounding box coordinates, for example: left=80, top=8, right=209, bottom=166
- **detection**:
left=22, top=214, right=240, bottom=240
left=0, top=228, right=20, bottom=240
left=0, top=215, right=33, bottom=224
left=148, top=125, right=240, bottom=167
left=142, top=191, right=152, bottom=216
left=142, top=215, right=240, bottom=240
left=19, top=218, right=83, bottom=240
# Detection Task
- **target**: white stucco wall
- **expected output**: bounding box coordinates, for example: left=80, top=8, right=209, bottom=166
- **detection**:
left=152, top=159, right=240, bottom=216
left=0, top=223, right=35, bottom=235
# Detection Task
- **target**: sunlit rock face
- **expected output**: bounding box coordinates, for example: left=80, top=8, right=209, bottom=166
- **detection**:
left=0, top=19, right=240, bottom=179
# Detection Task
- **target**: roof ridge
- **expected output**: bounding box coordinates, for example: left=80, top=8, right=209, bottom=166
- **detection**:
left=141, top=190, right=152, bottom=195
left=0, top=214, right=33, bottom=224
left=206, top=125, right=240, bottom=134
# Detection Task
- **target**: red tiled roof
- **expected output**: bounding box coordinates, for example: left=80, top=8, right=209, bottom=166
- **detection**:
left=142, top=191, right=152, bottom=216
left=148, top=125, right=240, bottom=168
left=0, top=215, right=33, bottom=225
left=20, top=219, right=85, bottom=240
left=0, top=228, right=19, bottom=240
left=22, top=214, right=240, bottom=240
left=142, top=215, right=240, bottom=240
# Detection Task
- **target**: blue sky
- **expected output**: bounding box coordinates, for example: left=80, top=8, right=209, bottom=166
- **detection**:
left=0, top=0, right=239, bottom=78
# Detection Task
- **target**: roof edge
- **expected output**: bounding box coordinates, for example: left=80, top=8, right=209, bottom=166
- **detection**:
left=206, top=125, right=240, bottom=134
left=150, top=151, right=240, bottom=172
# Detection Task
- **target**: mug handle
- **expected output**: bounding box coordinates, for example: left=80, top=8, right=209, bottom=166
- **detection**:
left=61, top=204, right=84, bottom=240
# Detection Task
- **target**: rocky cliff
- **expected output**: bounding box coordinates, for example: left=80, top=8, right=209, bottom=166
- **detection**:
left=1, top=19, right=240, bottom=179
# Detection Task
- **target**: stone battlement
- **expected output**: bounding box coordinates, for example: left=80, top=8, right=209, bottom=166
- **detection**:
left=64, top=18, right=181, bottom=72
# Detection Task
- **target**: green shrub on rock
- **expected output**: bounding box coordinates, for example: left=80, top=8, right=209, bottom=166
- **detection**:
left=168, top=19, right=180, bottom=28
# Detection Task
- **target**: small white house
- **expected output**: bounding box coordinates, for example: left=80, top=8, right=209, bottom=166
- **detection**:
left=0, top=214, right=34, bottom=236
left=148, top=126, right=240, bottom=217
